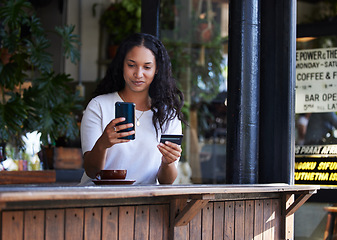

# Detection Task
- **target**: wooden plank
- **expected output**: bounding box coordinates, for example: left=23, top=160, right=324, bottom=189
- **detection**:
left=202, top=202, right=213, bottom=240
left=102, top=207, right=118, bottom=240
left=163, top=204, right=169, bottom=240
left=24, top=210, right=45, bottom=240
left=170, top=198, right=189, bottom=240
left=189, top=209, right=201, bottom=240
left=263, top=199, right=273, bottom=239
left=254, top=200, right=264, bottom=240
left=150, top=205, right=163, bottom=240
left=213, top=202, right=224, bottom=240
left=119, top=206, right=135, bottom=240
left=45, top=209, right=65, bottom=240
left=285, top=194, right=294, bottom=240
left=65, top=208, right=84, bottom=240
left=224, top=201, right=234, bottom=240
left=135, top=205, right=149, bottom=240
left=0, top=170, right=55, bottom=185
left=272, top=199, right=281, bottom=239
left=235, top=201, right=245, bottom=240
left=244, top=200, right=254, bottom=240
left=84, top=208, right=101, bottom=240
left=2, top=211, right=23, bottom=240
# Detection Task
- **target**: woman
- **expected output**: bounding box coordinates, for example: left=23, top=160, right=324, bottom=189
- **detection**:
left=80, top=33, right=185, bottom=185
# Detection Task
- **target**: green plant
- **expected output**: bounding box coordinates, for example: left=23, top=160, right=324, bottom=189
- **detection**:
left=0, top=0, right=82, bottom=147
left=100, top=0, right=141, bottom=45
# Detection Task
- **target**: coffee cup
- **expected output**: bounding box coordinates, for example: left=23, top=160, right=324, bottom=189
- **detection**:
left=96, top=170, right=127, bottom=180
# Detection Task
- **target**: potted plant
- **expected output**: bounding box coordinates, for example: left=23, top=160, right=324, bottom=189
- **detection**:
left=99, top=0, right=141, bottom=58
left=0, top=0, right=82, bottom=165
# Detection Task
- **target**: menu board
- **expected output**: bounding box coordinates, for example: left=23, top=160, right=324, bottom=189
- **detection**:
left=296, top=47, right=337, bottom=113
left=295, top=145, right=337, bottom=186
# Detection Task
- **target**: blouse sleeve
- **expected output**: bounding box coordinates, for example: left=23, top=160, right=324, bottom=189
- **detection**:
left=80, top=99, right=103, bottom=154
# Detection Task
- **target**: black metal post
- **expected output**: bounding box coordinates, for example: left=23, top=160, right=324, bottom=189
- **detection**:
left=226, top=0, right=261, bottom=184
left=141, top=0, right=160, bottom=38
left=259, top=0, right=296, bottom=184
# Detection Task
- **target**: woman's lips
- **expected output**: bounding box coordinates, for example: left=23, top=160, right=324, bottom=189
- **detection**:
left=132, top=80, right=144, bottom=86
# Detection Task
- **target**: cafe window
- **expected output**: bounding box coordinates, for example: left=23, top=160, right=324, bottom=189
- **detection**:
left=160, top=0, right=229, bottom=184
left=295, top=0, right=337, bottom=187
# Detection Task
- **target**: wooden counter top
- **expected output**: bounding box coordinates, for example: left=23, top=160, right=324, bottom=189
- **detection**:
left=0, top=184, right=318, bottom=202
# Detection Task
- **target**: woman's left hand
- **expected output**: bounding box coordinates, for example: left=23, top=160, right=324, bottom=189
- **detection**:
left=157, top=141, right=182, bottom=164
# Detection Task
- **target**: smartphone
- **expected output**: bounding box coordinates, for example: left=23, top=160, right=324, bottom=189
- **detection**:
left=115, top=102, right=135, bottom=140
left=160, top=134, right=183, bottom=145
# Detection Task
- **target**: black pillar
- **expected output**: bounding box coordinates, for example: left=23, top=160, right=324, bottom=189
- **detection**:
left=141, top=0, right=160, bottom=38
left=259, top=0, right=296, bottom=184
left=226, top=0, right=261, bottom=184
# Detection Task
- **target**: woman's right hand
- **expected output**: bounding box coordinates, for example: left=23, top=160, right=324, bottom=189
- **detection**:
left=98, top=117, right=135, bottom=149
left=83, top=117, right=135, bottom=179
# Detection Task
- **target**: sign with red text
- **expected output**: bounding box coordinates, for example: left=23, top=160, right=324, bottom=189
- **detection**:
left=295, top=47, right=337, bottom=113
left=295, top=145, right=337, bottom=186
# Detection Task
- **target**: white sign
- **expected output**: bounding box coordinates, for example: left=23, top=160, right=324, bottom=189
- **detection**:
left=295, top=47, right=337, bottom=113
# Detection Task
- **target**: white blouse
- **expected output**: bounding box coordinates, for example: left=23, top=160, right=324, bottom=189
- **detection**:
left=79, top=92, right=182, bottom=185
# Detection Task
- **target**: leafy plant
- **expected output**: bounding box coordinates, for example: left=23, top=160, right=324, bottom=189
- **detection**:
left=0, top=0, right=81, bottom=147
left=99, top=0, right=141, bottom=45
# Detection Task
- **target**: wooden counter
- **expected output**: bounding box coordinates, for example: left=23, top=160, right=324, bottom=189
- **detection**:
left=0, top=184, right=318, bottom=240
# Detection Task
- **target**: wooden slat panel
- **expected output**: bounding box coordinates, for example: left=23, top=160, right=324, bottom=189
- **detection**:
left=150, top=205, right=164, bottom=240
left=202, top=202, right=213, bottom=240
left=46, top=209, right=65, bottom=240
left=84, top=208, right=101, bottom=240
left=235, top=201, right=245, bottom=240
left=272, top=199, right=281, bottom=239
left=135, top=205, right=149, bottom=240
left=65, top=208, right=84, bottom=240
left=189, top=209, right=201, bottom=240
left=254, top=200, right=264, bottom=240
left=2, top=211, right=23, bottom=240
left=213, top=202, right=224, bottom=240
left=263, top=199, right=273, bottom=239
left=224, top=201, right=234, bottom=240
left=24, top=210, right=45, bottom=240
left=245, top=200, right=254, bottom=240
left=119, top=206, right=135, bottom=240
left=102, top=207, right=118, bottom=240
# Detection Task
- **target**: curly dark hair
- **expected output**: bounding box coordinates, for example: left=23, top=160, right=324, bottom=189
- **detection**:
left=93, top=33, right=185, bottom=134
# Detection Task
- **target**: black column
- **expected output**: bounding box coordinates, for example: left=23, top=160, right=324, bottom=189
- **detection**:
left=259, top=0, right=296, bottom=184
left=226, top=0, right=261, bottom=184
left=141, top=0, right=160, bottom=38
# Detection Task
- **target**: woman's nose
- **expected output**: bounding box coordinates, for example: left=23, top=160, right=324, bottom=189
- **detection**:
left=134, top=68, right=143, bottom=78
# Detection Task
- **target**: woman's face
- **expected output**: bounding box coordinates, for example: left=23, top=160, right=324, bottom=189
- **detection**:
left=123, top=46, right=157, bottom=94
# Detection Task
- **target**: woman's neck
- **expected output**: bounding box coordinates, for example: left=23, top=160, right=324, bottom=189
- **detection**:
left=118, top=90, right=151, bottom=111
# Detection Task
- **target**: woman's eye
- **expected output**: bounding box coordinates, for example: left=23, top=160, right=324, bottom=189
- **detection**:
left=128, top=64, right=134, bottom=67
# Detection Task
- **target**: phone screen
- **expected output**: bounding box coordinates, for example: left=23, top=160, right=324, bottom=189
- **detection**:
left=115, top=102, right=135, bottom=140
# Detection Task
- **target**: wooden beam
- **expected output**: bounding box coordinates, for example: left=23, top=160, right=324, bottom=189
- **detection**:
left=173, top=194, right=215, bottom=227
left=286, top=190, right=317, bottom=217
